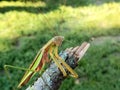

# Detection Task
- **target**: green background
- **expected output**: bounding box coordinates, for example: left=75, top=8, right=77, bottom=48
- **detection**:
left=0, top=0, right=120, bottom=90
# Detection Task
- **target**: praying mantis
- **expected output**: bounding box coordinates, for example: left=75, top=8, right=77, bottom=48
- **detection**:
left=4, top=36, right=78, bottom=88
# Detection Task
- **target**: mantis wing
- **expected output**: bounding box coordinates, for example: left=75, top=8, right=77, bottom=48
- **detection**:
left=18, top=50, right=44, bottom=88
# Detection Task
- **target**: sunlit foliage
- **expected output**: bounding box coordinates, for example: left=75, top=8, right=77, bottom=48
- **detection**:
left=0, top=1, right=120, bottom=90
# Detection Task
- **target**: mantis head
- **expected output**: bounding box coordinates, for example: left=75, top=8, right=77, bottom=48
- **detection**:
left=53, top=36, right=64, bottom=46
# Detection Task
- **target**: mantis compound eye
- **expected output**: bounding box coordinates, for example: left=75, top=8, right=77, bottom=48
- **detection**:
left=54, top=36, right=64, bottom=46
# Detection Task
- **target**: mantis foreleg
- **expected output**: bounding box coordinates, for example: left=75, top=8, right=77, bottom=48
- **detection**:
left=54, top=47, right=78, bottom=78
left=49, top=47, right=67, bottom=77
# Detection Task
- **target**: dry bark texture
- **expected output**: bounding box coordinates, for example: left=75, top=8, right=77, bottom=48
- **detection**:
left=26, top=42, right=90, bottom=90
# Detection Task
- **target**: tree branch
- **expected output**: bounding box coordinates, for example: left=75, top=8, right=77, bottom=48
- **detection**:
left=26, top=42, right=90, bottom=90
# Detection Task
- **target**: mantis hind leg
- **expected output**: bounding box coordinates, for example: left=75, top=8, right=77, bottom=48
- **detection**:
left=4, top=65, right=37, bottom=79
left=54, top=47, right=78, bottom=78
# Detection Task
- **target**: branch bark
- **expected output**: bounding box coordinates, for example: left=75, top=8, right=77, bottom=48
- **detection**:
left=26, top=42, right=90, bottom=90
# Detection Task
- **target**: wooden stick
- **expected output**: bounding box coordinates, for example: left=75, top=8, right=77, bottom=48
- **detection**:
left=26, top=42, right=90, bottom=90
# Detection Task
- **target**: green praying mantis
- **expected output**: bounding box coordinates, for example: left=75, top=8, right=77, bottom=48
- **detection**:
left=4, top=36, right=78, bottom=88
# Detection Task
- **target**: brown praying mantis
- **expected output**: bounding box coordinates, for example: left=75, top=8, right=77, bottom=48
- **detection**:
left=4, top=36, right=78, bottom=88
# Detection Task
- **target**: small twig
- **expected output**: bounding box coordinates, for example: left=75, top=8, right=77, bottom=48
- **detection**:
left=26, top=42, right=90, bottom=90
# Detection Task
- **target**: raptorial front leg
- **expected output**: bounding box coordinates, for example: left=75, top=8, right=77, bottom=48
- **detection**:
left=54, top=47, right=78, bottom=78
left=49, top=47, right=67, bottom=77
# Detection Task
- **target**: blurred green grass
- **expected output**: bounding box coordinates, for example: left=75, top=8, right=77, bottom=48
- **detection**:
left=0, top=0, right=120, bottom=90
